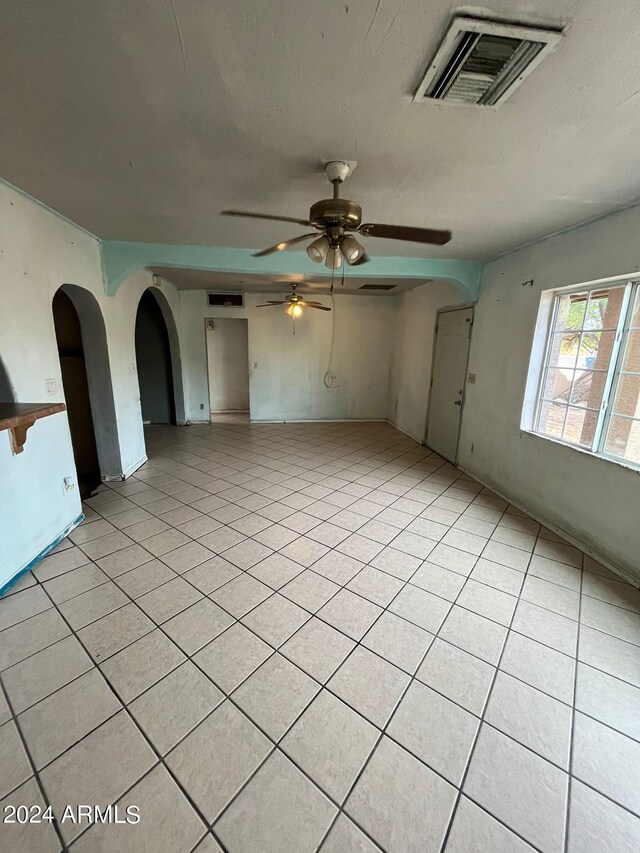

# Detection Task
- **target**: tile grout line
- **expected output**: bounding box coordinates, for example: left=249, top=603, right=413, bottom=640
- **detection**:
left=26, top=580, right=233, bottom=853
left=3, top=470, right=634, bottom=744
left=0, top=674, right=70, bottom=853
left=435, top=501, right=539, bottom=853
left=563, top=550, right=585, bottom=853
left=2, top=425, right=638, bottom=852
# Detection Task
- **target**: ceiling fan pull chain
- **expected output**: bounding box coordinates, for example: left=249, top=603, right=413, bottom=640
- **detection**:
left=324, top=266, right=339, bottom=389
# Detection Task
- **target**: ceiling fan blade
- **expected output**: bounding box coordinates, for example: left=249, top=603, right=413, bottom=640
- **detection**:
left=253, top=233, right=318, bottom=258
left=360, top=223, right=451, bottom=245
left=303, top=304, right=332, bottom=311
left=299, top=300, right=327, bottom=307
left=221, top=210, right=314, bottom=227
left=256, top=301, right=286, bottom=307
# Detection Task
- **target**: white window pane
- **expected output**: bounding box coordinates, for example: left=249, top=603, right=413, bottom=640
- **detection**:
left=538, top=401, right=566, bottom=438
left=611, top=374, right=640, bottom=419
left=622, top=330, right=640, bottom=373
left=542, top=368, right=572, bottom=402
left=569, top=370, right=607, bottom=409
left=631, top=289, right=640, bottom=328
left=584, top=288, right=625, bottom=331
left=604, top=416, right=640, bottom=465
left=549, top=333, right=579, bottom=368
left=556, top=293, right=587, bottom=331
left=577, top=331, right=616, bottom=370
left=563, top=406, right=598, bottom=448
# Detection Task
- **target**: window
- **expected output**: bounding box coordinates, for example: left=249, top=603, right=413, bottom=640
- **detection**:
left=533, top=280, right=640, bottom=468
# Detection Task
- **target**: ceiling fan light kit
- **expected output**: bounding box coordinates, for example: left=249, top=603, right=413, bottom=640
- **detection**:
left=306, top=234, right=330, bottom=262
left=255, top=284, right=331, bottom=325
left=325, top=247, right=343, bottom=270
left=341, top=233, right=365, bottom=263
left=221, top=159, right=452, bottom=268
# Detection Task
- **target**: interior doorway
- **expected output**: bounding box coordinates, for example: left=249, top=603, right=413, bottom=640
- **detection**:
left=425, top=306, right=474, bottom=464
left=52, top=290, right=101, bottom=498
left=135, top=290, right=176, bottom=424
left=0, top=357, right=15, bottom=402
left=205, top=318, right=250, bottom=420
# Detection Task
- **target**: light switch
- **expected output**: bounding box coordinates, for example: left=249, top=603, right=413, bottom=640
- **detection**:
left=467, top=373, right=477, bottom=384
left=253, top=362, right=258, bottom=369
left=45, top=378, right=57, bottom=394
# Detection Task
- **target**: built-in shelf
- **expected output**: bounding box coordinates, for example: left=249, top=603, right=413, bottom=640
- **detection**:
left=0, top=402, right=66, bottom=454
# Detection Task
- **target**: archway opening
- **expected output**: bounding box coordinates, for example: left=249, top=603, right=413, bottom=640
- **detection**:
left=135, top=289, right=178, bottom=425
left=52, top=290, right=101, bottom=497
left=0, top=357, right=16, bottom=402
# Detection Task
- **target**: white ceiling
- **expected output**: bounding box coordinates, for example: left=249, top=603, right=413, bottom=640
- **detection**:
left=149, top=267, right=431, bottom=295
left=1, top=0, right=640, bottom=259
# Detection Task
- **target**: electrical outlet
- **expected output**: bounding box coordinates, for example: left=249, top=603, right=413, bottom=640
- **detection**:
left=45, top=378, right=57, bottom=394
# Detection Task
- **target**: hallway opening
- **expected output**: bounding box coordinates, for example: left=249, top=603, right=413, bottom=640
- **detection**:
left=205, top=318, right=250, bottom=421
left=135, top=289, right=177, bottom=425
left=52, top=289, right=101, bottom=498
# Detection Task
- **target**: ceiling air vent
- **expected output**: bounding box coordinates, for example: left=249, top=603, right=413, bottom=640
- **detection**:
left=359, top=284, right=397, bottom=291
left=207, top=292, right=244, bottom=307
left=414, top=17, right=561, bottom=107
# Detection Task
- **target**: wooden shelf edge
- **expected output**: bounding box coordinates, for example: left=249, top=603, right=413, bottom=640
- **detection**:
left=0, top=402, right=66, bottom=454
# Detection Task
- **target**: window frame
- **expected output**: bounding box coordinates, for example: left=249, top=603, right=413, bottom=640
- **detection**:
left=528, top=277, right=640, bottom=471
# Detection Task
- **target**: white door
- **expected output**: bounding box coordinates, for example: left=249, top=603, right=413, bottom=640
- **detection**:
left=425, top=307, right=473, bottom=463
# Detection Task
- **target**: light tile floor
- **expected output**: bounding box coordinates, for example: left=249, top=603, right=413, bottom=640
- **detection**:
left=1, top=421, right=639, bottom=853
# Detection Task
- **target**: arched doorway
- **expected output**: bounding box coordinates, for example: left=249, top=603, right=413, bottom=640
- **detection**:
left=0, top=357, right=15, bottom=402
left=51, top=285, right=122, bottom=497
left=53, top=290, right=101, bottom=497
left=135, top=289, right=182, bottom=425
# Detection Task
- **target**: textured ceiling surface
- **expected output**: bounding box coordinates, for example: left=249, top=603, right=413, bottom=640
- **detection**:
left=149, top=267, right=432, bottom=294
left=1, top=0, right=640, bottom=259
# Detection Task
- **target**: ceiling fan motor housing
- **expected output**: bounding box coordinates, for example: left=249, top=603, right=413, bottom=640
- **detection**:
left=309, top=198, right=362, bottom=230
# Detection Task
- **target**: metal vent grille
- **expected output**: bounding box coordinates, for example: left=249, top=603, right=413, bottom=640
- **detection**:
left=207, top=292, right=244, bottom=307
left=414, top=17, right=561, bottom=107
left=358, top=284, right=397, bottom=291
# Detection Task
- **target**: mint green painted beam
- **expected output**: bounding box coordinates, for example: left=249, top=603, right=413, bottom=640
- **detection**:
left=100, top=241, right=482, bottom=300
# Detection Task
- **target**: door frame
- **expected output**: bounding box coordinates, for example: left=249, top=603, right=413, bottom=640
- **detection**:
left=54, top=284, right=123, bottom=480
left=204, top=316, right=251, bottom=421
left=423, top=303, right=475, bottom=464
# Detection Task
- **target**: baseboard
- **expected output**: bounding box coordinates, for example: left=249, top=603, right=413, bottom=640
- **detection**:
left=386, top=419, right=423, bottom=443
left=121, top=455, right=148, bottom=480
left=0, top=513, right=85, bottom=597
left=250, top=418, right=388, bottom=424
left=457, top=464, right=639, bottom=588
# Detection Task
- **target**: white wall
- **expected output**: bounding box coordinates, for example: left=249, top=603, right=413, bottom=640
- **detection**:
left=180, top=291, right=394, bottom=422
left=459, top=204, right=640, bottom=581
left=0, top=181, right=182, bottom=587
left=388, top=281, right=467, bottom=442
left=206, top=319, right=250, bottom=412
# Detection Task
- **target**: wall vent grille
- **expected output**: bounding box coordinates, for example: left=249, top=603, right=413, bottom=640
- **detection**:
left=359, top=284, right=397, bottom=291
left=414, top=17, right=561, bottom=107
left=207, top=292, right=244, bottom=307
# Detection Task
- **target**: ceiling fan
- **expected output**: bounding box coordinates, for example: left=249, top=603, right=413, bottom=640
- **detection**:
left=222, top=161, right=452, bottom=269
left=256, top=282, right=331, bottom=317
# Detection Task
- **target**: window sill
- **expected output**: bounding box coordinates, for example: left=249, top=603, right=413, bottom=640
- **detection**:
left=519, top=428, right=640, bottom=475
